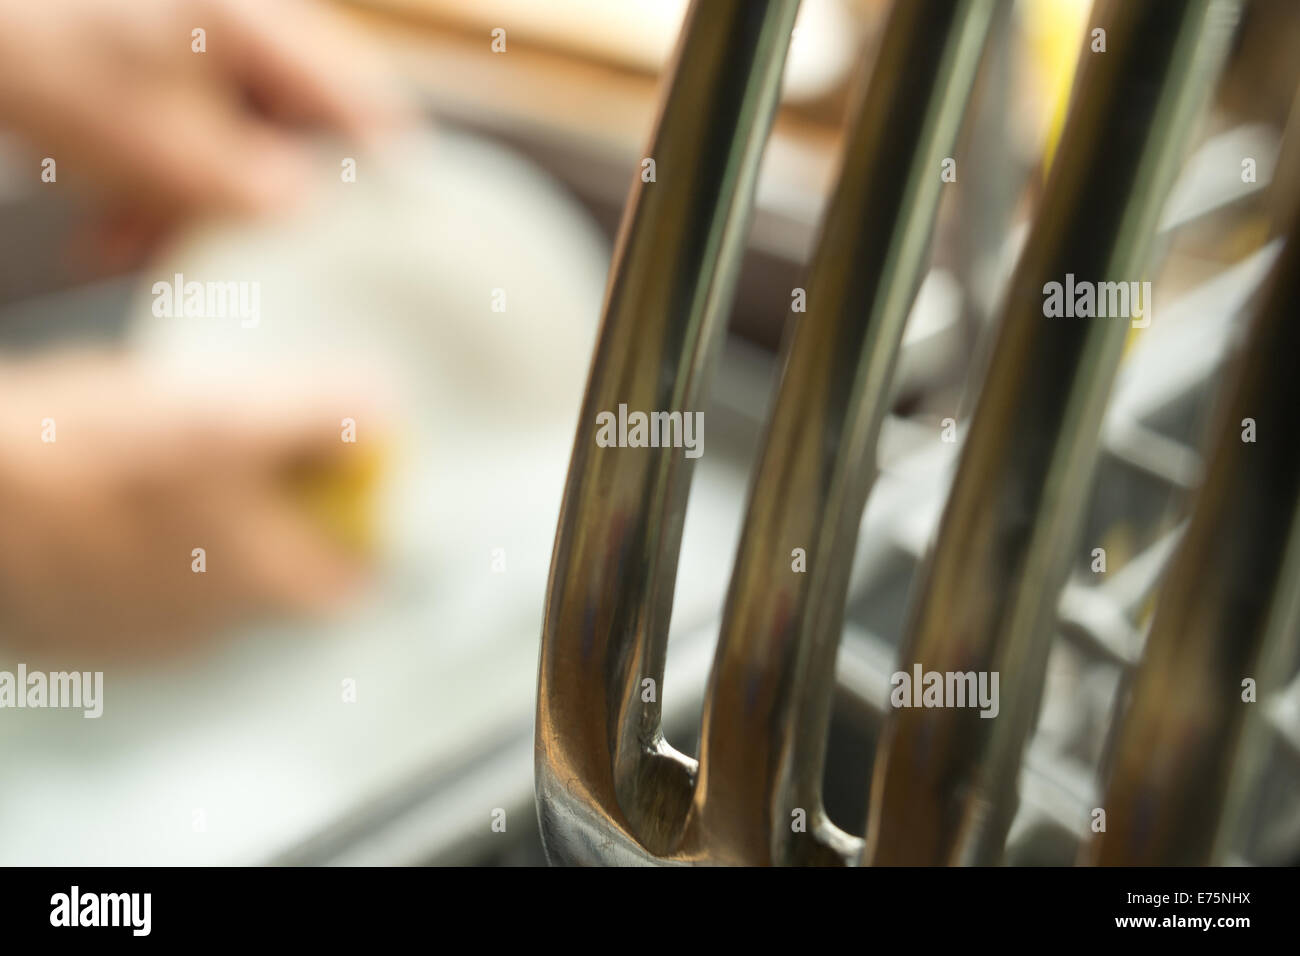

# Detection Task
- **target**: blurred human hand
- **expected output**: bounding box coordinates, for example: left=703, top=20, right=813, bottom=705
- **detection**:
left=0, top=0, right=411, bottom=259
left=0, top=352, right=389, bottom=659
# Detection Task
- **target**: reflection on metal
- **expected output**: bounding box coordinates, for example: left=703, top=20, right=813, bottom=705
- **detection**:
left=535, top=0, right=800, bottom=865
left=537, top=0, right=998, bottom=865
left=692, top=0, right=998, bottom=866
left=1088, top=210, right=1300, bottom=866
left=534, top=0, right=1286, bottom=867
left=863, top=0, right=1239, bottom=867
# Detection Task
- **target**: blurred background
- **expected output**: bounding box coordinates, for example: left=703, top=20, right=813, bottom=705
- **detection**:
left=0, top=0, right=1297, bottom=865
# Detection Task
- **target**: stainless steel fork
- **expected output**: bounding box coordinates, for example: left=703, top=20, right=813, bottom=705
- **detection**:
left=535, top=0, right=1280, bottom=866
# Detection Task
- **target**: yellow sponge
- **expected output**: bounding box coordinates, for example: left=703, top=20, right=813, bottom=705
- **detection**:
left=284, top=444, right=387, bottom=556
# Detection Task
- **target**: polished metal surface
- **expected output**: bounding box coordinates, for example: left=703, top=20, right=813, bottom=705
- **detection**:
left=535, top=0, right=800, bottom=865
left=533, top=0, right=1292, bottom=867
left=691, top=0, right=998, bottom=866
left=863, top=0, right=1240, bottom=867
left=536, top=0, right=998, bottom=865
left=1087, top=208, right=1300, bottom=866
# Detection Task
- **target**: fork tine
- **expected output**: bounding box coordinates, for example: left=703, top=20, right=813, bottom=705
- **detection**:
left=687, top=0, right=1001, bottom=867
left=1088, top=211, right=1300, bottom=866
left=862, top=0, right=1242, bottom=866
left=535, top=0, right=799, bottom=863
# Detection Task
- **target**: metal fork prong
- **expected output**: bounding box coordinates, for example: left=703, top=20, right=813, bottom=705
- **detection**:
left=535, top=0, right=799, bottom=864
left=1088, top=211, right=1300, bottom=866
left=862, top=0, right=1242, bottom=867
left=686, top=0, right=1001, bottom=867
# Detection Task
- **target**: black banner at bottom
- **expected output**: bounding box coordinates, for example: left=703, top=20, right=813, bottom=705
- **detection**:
left=0, top=864, right=1286, bottom=942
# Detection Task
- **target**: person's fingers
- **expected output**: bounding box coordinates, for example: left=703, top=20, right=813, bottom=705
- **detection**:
left=226, top=484, right=369, bottom=616
left=0, top=350, right=388, bottom=657
left=26, top=76, right=313, bottom=216
left=160, top=366, right=396, bottom=473
left=0, top=0, right=414, bottom=219
left=210, top=0, right=412, bottom=145
left=114, top=89, right=314, bottom=215
left=1, top=355, right=394, bottom=503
